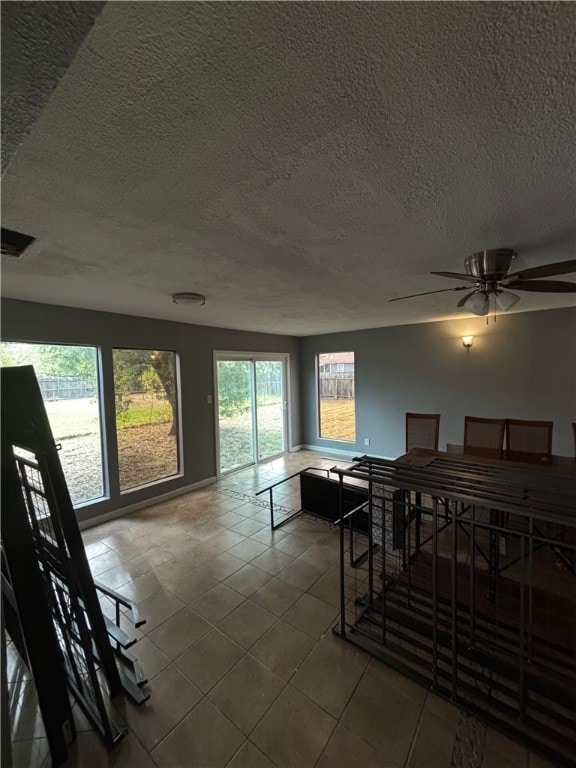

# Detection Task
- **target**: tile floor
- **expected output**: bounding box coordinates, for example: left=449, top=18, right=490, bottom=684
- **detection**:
left=7, top=451, right=553, bottom=768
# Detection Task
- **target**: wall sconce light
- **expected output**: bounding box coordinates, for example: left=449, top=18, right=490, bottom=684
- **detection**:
left=462, top=335, right=474, bottom=350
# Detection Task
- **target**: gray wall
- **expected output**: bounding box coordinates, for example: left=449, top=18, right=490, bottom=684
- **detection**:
left=2, top=299, right=301, bottom=522
left=299, top=307, right=576, bottom=458
left=4, top=299, right=575, bottom=524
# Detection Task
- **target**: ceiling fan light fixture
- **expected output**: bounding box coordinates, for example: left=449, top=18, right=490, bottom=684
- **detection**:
left=463, top=291, right=489, bottom=316
left=389, top=251, right=575, bottom=313
left=172, top=292, right=206, bottom=306
left=495, top=290, right=520, bottom=312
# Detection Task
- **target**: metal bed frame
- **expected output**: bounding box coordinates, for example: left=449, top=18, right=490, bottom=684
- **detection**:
left=330, top=453, right=576, bottom=768
left=1, top=366, right=149, bottom=764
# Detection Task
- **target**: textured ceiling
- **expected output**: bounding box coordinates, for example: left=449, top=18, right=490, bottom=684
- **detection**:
left=1, top=0, right=104, bottom=172
left=2, top=1, right=575, bottom=335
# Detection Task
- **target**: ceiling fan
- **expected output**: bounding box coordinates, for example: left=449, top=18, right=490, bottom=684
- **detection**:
left=389, top=249, right=576, bottom=316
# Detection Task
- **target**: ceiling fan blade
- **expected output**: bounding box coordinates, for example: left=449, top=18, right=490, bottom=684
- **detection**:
left=506, top=259, right=576, bottom=281
left=457, top=290, right=477, bottom=308
left=431, top=271, right=478, bottom=284
left=504, top=279, right=576, bottom=293
left=388, top=286, right=470, bottom=303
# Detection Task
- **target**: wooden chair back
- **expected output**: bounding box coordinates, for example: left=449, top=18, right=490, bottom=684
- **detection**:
left=505, top=419, right=553, bottom=464
left=463, top=416, right=506, bottom=459
left=406, top=412, right=440, bottom=452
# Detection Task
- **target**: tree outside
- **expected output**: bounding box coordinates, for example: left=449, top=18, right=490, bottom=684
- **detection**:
left=1, top=343, right=288, bottom=499
left=112, top=348, right=179, bottom=491
left=0, top=342, right=181, bottom=502
left=216, top=359, right=285, bottom=470
left=0, top=341, right=98, bottom=381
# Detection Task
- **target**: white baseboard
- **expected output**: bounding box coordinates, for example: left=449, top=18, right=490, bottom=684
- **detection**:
left=301, top=444, right=397, bottom=462
left=78, top=476, right=217, bottom=530
left=300, top=444, right=357, bottom=459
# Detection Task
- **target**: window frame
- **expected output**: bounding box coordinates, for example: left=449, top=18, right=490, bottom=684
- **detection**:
left=0, top=339, right=108, bottom=507
left=316, top=351, right=356, bottom=443
left=111, top=346, right=183, bottom=493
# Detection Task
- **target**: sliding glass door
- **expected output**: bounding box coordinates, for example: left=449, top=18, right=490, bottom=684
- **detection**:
left=216, top=359, right=255, bottom=473
left=215, top=354, right=288, bottom=474
left=255, top=360, right=285, bottom=461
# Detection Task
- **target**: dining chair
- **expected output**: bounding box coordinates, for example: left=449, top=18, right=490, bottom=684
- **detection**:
left=463, top=416, right=506, bottom=459
left=505, top=419, right=553, bottom=463
left=406, top=412, right=440, bottom=452
left=405, top=412, right=441, bottom=543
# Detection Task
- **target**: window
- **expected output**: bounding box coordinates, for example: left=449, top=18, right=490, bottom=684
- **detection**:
left=113, top=348, right=180, bottom=491
left=317, top=351, right=356, bottom=441
left=0, top=341, right=104, bottom=505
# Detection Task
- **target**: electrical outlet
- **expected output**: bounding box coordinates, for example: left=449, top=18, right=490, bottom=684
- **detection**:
left=364, top=437, right=370, bottom=446
left=207, top=394, right=213, bottom=404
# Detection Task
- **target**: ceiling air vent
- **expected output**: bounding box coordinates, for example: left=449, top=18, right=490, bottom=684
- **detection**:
left=1, top=227, right=36, bottom=257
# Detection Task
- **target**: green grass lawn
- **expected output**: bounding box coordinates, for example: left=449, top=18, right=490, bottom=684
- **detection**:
left=218, top=403, right=284, bottom=470
left=116, top=402, right=171, bottom=428
left=44, top=396, right=171, bottom=440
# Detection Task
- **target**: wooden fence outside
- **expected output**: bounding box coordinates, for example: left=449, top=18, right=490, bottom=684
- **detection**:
left=319, top=372, right=355, bottom=399
left=38, top=376, right=96, bottom=401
